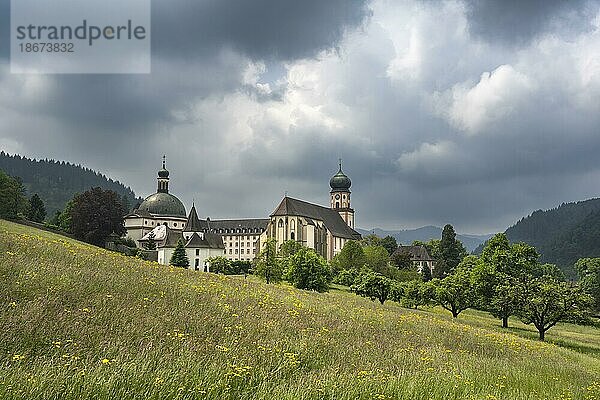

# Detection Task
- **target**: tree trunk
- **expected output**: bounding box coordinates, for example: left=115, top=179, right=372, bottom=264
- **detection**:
left=502, top=316, right=508, bottom=328
left=538, top=328, right=545, bottom=341
left=452, top=307, right=459, bottom=318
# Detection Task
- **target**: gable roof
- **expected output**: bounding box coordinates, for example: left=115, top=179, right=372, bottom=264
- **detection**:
left=271, top=196, right=361, bottom=240
left=394, top=245, right=434, bottom=261
left=163, top=226, right=185, bottom=247
left=185, top=232, right=224, bottom=249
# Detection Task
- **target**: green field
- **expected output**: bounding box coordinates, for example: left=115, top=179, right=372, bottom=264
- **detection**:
left=1, top=220, right=599, bottom=399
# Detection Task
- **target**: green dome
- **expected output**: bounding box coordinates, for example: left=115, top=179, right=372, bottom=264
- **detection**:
left=330, top=166, right=351, bottom=192
left=138, top=192, right=186, bottom=217
left=158, top=168, right=169, bottom=178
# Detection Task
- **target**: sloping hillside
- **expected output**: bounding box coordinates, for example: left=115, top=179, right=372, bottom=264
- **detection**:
left=0, top=152, right=141, bottom=216
left=476, top=198, right=600, bottom=278
left=0, top=220, right=598, bottom=399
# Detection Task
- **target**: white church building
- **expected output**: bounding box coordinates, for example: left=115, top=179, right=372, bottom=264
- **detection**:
left=124, top=157, right=361, bottom=268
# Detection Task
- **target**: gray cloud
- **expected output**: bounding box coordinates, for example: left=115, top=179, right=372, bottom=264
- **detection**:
left=0, top=0, right=370, bottom=160
left=465, top=0, right=597, bottom=46
left=151, top=0, right=370, bottom=61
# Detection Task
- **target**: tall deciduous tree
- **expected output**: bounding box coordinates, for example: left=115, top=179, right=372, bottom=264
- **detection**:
left=517, top=277, right=592, bottom=340
left=475, top=234, right=541, bottom=328
left=170, top=239, right=189, bottom=268
left=489, top=277, right=522, bottom=328
left=331, top=240, right=366, bottom=273
left=254, top=238, right=283, bottom=284
left=363, top=245, right=390, bottom=274
left=69, top=187, right=126, bottom=246
left=431, top=267, right=476, bottom=318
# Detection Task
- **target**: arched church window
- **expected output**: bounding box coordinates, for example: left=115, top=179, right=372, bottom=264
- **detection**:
left=291, top=232, right=295, bottom=240
left=278, top=219, right=284, bottom=228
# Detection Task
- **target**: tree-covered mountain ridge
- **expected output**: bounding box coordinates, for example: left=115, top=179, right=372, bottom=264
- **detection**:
left=0, top=151, right=140, bottom=217
left=476, top=198, right=600, bottom=278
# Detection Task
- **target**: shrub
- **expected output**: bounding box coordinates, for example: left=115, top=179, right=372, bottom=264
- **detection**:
left=285, top=247, right=331, bottom=292
left=333, top=268, right=360, bottom=286
left=351, top=270, right=393, bottom=304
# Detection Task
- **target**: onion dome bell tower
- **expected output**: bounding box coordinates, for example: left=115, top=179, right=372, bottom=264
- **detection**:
left=136, top=155, right=186, bottom=217
left=330, top=159, right=355, bottom=229
left=157, top=155, right=170, bottom=193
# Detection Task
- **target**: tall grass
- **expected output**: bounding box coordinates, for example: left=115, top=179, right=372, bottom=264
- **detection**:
left=0, top=220, right=599, bottom=399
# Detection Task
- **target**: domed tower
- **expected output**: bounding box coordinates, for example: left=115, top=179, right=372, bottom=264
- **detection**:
left=330, top=159, right=355, bottom=229
left=157, top=155, right=170, bottom=193
left=136, top=156, right=186, bottom=218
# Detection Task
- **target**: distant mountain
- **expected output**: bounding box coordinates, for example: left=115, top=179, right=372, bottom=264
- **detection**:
left=474, top=198, right=600, bottom=279
left=356, top=226, right=492, bottom=252
left=0, top=152, right=141, bottom=218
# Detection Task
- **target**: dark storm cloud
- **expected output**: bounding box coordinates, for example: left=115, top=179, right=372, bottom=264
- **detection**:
left=0, top=0, right=370, bottom=150
left=152, top=0, right=370, bottom=61
left=464, top=0, right=597, bottom=45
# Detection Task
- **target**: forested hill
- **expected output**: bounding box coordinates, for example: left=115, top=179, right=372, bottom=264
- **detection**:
left=477, top=198, right=600, bottom=278
left=0, top=152, right=141, bottom=217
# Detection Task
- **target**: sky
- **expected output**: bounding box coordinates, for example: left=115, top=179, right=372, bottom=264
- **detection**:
left=1, top=0, right=600, bottom=234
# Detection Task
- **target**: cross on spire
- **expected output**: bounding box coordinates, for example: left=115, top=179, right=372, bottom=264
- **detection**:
left=339, top=158, right=342, bottom=170
left=162, top=154, right=166, bottom=169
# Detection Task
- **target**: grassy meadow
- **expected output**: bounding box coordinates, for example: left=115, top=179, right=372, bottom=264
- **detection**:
left=0, top=219, right=599, bottom=399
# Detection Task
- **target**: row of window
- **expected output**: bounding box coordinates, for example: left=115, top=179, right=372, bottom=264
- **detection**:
left=226, top=242, right=252, bottom=248
left=227, top=248, right=257, bottom=255
left=214, top=228, right=265, bottom=234
left=143, top=220, right=180, bottom=227
left=223, top=235, right=258, bottom=241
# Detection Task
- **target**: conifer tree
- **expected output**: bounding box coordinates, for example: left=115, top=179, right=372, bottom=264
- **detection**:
left=434, top=224, right=467, bottom=278
left=422, top=263, right=433, bottom=282
left=170, top=239, right=189, bottom=268
left=144, top=230, right=157, bottom=250
left=27, top=193, right=46, bottom=222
